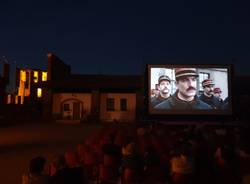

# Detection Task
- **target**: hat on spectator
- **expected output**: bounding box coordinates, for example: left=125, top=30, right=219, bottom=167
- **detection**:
left=174, top=68, right=198, bottom=80
left=202, top=79, right=215, bottom=87
left=158, top=75, right=171, bottom=83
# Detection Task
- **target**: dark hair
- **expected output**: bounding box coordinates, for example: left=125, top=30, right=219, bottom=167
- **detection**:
left=29, top=156, right=46, bottom=174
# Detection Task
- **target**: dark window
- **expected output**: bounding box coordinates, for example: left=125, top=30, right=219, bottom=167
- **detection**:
left=120, top=98, right=127, bottom=111
left=106, top=98, right=115, bottom=111
left=63, top=103, right=70, bottom=111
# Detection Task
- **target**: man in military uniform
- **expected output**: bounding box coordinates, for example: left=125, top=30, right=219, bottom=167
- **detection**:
left=155, top=68, right=212, bottom=109
left=213, top=87, right=224, bottom=103
left=151, top=75, right=171, bottom=107
left=199, top=79, right=223, bottom=109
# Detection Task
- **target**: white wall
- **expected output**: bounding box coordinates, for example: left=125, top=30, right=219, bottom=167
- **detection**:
left=100, top=93, right=136, bottom=122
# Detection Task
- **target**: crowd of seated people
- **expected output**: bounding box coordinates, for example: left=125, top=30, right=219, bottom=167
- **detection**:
left=23, top=123, right=250, bottom=184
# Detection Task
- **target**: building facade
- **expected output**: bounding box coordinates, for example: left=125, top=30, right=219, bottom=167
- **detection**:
left=44, top=53, right=144, bottom=123
left=11, top=68, right=48, bottom=105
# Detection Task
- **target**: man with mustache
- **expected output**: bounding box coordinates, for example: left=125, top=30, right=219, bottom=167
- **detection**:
left=155, top=68, right=211, bottom=109
left=151, top=75, right=171, bottom=107
left=199, top=79, right=223, bottom=109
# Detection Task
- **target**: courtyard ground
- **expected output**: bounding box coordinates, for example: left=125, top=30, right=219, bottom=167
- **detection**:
left=0, top=121, right=102, bottom=184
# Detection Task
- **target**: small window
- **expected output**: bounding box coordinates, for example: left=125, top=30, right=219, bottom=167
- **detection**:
left=20, top=70, right=26, bottom=82
left=63, top=104, right=70, bottom=111
left=15, top=95, right=19, bottom=104
left=106, top=98, right=115, bottom=111
left=37, top=88, right=42, bottom=98
left=42, top=72, right=47, bottom=81
left=7, top=94, right=11, bottom=104
left=120, top=98, right=127, bottom=111
left=34, top=71, right=38, bottom=83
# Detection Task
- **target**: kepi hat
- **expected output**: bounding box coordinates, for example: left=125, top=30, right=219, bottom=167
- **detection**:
left=175, top=68, right=198, bottom=80
left=158, top=75, right=171, bottom=83
left=202, top=79, right=215, bottom=87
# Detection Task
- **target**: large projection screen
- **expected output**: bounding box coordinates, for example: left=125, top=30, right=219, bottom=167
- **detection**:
left=148, top=65, right=233, bottom=115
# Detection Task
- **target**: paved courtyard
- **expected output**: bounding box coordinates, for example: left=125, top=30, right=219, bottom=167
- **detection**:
left=0, top=121, right=102, bottom=184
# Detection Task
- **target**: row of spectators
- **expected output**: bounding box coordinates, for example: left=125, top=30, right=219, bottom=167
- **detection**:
left=23, top=123, right=250, bottom=184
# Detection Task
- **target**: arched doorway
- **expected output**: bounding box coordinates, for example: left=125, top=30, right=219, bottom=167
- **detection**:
left=61, top=98, right=83, bottom=120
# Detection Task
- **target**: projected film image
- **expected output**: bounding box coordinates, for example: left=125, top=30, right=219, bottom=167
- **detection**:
left=148, top=66, right=232, bottom=115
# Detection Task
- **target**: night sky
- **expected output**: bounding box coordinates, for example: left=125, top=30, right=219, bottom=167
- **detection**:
left=0, top=0, right=250, bottom=75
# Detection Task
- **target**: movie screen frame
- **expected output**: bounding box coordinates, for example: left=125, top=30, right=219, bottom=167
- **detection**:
left=147, top=64, right=233, bottom=115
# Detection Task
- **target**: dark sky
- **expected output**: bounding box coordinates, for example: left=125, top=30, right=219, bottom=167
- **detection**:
left=0, top=0, right=249, bottom=75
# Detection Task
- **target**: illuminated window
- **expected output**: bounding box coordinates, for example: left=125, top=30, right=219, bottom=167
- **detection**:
left=7, top=94, right=11, bottom=104
left=15, top=95, right=19, bottom=104
left=42, top=72, right=47, bottom=81
left=34, top=71, right=38, bottom=83
left=20, top=70, right=26, bottom=82
left=37, top=88, right=42, bottom=98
